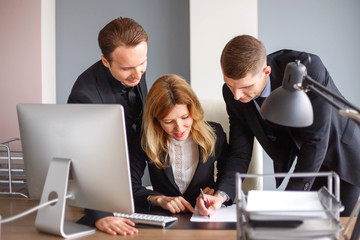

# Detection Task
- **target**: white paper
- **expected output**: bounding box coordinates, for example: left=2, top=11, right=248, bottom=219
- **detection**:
left=190, top=204, right=236, bottom=222
left=246, top=190, right=327, bottom=220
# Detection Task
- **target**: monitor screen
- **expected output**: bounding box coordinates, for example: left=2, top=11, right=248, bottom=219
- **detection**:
left=17, top=104, right=134, bottom=238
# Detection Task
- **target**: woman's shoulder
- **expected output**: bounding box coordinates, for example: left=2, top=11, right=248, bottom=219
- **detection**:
left=206, top=121, right=224, bottom=133
left=205, top=121, right=228, bottom=150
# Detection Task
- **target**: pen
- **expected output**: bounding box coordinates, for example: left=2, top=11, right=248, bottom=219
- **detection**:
left=200, top=188, right=210, bottom=218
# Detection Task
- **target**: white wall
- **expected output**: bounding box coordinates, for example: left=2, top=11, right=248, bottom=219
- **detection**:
left=190, top=0, right=258, bottom=101
left=190, top=0, right=263, bottom=192
left=41, top=0, right=56, bottom=104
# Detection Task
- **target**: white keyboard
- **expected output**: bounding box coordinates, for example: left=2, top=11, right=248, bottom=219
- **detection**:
left=114, top=212, right=178, bottom=227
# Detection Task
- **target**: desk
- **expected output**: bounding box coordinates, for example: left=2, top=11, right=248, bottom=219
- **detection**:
left=0, top=198, right=355, bottom=240
left=1, top=198, right=235, bottom=240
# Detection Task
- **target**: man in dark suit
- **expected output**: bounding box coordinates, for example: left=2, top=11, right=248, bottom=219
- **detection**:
left=198, top=35, right=360, bottom=217
left=68, top=17, right=148, bottom=235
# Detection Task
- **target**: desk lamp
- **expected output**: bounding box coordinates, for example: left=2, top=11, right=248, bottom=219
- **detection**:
left=259, top=60, right=360, bottom=240
left=260, top=60, right=360, bottom=127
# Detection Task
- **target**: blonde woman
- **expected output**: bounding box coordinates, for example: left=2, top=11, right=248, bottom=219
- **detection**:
left=132, top=74, right=230, bottom=214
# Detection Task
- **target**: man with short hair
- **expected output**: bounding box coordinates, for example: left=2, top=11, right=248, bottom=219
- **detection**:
left=197, top=35, right=360, bottom=217
left=68, top=17, right=149, bottom=236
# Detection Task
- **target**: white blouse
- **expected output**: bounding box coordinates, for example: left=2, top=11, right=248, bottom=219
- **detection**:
left=169, top=137, right=199, bottom=194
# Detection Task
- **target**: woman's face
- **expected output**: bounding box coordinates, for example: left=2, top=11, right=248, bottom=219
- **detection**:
left=159, top=104, right=193, bottom=141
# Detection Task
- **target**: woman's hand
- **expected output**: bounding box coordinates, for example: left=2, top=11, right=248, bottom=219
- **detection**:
left=148, top=195, right=194, bottom=214
left=95, top=216, right=138, bottom=236
left=196, top=189, right=227, bottom=217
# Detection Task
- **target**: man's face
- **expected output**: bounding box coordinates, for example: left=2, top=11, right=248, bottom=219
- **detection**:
left=223, top=66, right=271, bottom=103
left=101, top=41, right=148, bottom=87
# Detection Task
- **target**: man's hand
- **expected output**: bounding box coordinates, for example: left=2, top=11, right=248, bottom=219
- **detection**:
left=196, top=190, right=227, bottom=216
left=202, top=187, right=215, bottom=195
left=148, top=195, right=194, bottom=214
left=95, top=216, right=138, bottom=236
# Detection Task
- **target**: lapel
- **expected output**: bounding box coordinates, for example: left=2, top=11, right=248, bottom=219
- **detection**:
left=163, top=156, right=181, bottom=193
left=137, top=72, right=148, bottom=105
left=183, top=147, right=203, bottom=193
left=96, top=65, right=117, bottom=104
left=247, top=102, right=274, bottom=149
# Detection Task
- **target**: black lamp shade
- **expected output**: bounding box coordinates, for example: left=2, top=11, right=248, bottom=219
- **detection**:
left=260, top=87, right=313, bottom=127
left=260, top=61, right=314, bottom=127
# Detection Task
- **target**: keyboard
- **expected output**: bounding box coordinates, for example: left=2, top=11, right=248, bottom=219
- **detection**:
left=114, top=212, right=178, bottom=227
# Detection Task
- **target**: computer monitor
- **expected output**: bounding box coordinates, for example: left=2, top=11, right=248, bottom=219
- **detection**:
left=17, top=104, right=134, bottom=238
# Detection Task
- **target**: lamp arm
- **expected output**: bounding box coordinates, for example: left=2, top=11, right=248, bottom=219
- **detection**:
left=307, top=85, right=344, bottom=111
left=303, top=75, right=360, bottom=113
left=302, top=75, right=360, bottom=124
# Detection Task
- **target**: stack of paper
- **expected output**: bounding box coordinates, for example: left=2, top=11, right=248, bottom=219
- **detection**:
left=246, top=190, right=327, bottom=220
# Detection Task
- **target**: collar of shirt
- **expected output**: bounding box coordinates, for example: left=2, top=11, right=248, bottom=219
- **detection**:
left=253, top=76, right=271, bottom=114
left=253, top=76, right=271, bottom=101
left=169, top=136, right=192, bottom=145
left=261, top=75, right=271, bottom=97
left=257, top=75, right=271, bottom=99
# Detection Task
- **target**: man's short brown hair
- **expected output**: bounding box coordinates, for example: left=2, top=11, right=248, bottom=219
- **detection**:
left=220, top=35, right=266, bottom=79
left=98, top=17, right=148, bottom=63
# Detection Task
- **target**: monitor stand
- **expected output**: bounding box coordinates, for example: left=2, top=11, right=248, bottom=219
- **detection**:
left=35, top=158, right=96, bottom=239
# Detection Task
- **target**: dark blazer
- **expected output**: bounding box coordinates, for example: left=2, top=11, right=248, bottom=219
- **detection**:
left=220, top=49, right=360, bottom=201
left=132, top=122, right=229, bottom=208
left=68, top=60, right=147, bottom=111
left=68, top=60, right=149, bottom=226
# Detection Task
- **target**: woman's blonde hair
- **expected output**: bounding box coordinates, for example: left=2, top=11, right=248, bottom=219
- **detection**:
left=141, top=74, right=216, bottom=168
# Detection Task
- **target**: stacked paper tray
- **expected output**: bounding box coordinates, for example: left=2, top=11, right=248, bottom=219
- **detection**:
left=245, top=219, right=342, bottom=240
left=235, top=172, right=343, bottom=240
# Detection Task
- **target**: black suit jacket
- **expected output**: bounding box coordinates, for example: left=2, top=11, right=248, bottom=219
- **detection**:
left=132, top=122, right=229, bottom=208
left=68, top=60, right=149, bottom=226
left=68, top=60, right=147, bottom=109
left=220, top=49, right=360, bottom=201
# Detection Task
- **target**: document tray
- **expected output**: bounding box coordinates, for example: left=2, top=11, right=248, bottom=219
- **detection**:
left=235, top=172, right=343, bottom=240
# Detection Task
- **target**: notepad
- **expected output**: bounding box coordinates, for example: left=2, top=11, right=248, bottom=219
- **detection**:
left=190, top=204, right=236, bottom=222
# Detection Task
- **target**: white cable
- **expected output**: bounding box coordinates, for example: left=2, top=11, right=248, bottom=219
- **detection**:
left=0, top=193, right=73, bottom=224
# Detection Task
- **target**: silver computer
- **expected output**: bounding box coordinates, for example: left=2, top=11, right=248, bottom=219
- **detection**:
left=17, top=104, right=134, bottom=238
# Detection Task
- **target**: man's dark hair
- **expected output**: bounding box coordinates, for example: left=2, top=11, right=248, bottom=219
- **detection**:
left=98, top=17, right=148, bottom=63
left=221, top=35, right=266, bottom=79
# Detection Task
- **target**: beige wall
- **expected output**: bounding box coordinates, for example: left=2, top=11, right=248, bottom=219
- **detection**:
left=190, top=0, right=263, bottom=191
left=0, top=0, right=42, bottom=143
left=190, top=0, right=258, bottom=101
